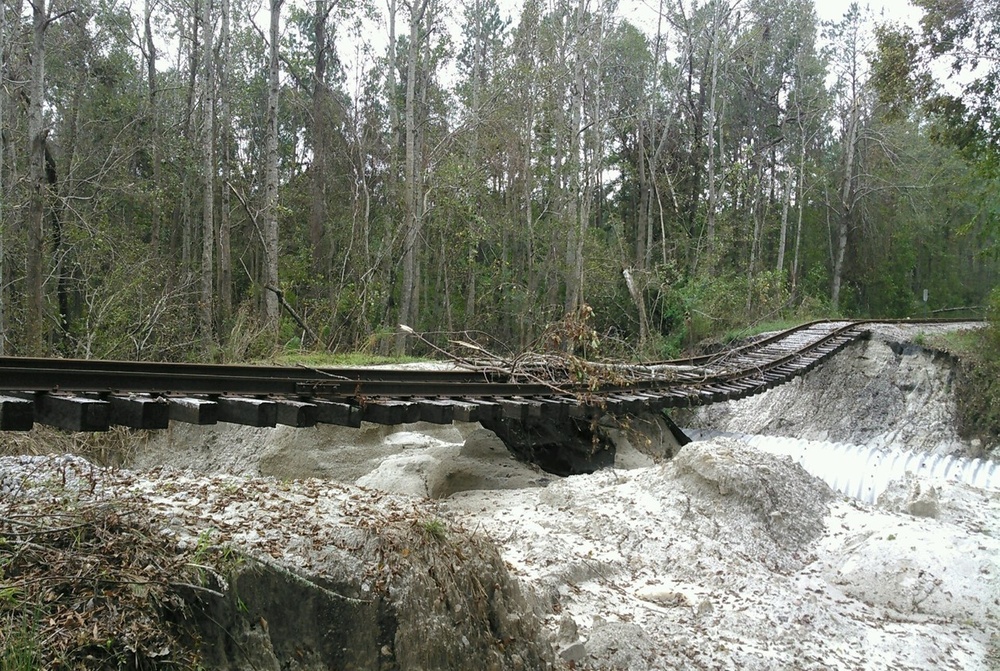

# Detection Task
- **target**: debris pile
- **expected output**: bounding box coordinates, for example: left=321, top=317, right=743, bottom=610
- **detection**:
left=0, top=455, right=557, bottom=670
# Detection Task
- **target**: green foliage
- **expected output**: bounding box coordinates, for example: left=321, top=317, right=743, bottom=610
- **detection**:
left=914, top=0, right=1000, bottom=153
left=220, top=303, right=278, bottom=363
left=653, top=270, right=794, bottom=350
left=66, top=256, right=199, bottom=361
left=871, top=24, right=928, bottom=122
left=0, top=617, right=39, bottom=671
left=271, top=351, right=425, bottom=367
left=947, top=288, right=1000, bottom=454
left=419, top=518, right=448, bottom=541
left=2, top=0, right=999, bottom=361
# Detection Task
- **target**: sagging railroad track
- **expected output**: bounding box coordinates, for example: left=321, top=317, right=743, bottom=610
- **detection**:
left=0, top=319, right=978, bottom=441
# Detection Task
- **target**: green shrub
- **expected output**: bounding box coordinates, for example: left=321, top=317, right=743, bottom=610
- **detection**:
left=950, top=287, right=1000, bottom=454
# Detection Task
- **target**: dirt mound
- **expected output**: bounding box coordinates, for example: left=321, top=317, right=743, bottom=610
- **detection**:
left=443, top=439, right=998, bottom=670
left=669, top=438, right=834, bottom=560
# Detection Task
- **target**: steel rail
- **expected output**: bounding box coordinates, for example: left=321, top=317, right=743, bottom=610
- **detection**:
left=645, top=317, right=981, bottom=368
left=0, top=356, right=498, bottom=384
left=0, top=318, right=978, bottom=402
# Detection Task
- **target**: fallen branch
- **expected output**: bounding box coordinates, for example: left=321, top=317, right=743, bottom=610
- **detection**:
left=266, top=285, right=320, bottom=347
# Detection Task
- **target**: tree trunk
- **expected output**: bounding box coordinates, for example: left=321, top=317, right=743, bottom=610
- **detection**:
left=200, top=0, right=216, bottom=348
left=522, top=94, right=535, bottom=325
left=0, top=0, right=7, bottom=355
left=746, top=158, right=765, bottom=313
left=396, top=0, right=429, bottom=355
left=144, top=0, right=162, bottom=256
left=309, top=0, right=330, bottom=274
left=52, top=68, right=82, bottom=350
left=832, top=100, right=860, bottom=311
left=26, top=0, right=48, bottom=354
left=791, top=139, right=806, bottom=295
left=386, top=0, right=399, bottom=168
left=776, top=167, right=792, bottom=274
left=180, top=1, right=200, bottom=285
left=263, top=0, right=283, bottom=327
left=563, top=3, right=588, bottom=316
left=624, top=269, right=649, bottom=346
left=703, top=0, right=724, bottom=274
left=636, top=121, right=648, bottom=270
left=217, top=0, right=232, bottom=325
left=463, top=0, right=483, bottom=329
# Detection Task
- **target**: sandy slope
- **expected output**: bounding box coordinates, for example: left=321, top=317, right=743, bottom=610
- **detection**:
left=685, top=326, right=982, bottom=456
left=442, top=438, right=999, bottom=670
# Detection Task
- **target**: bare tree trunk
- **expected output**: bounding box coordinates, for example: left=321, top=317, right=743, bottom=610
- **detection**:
left=703, top=0, right=724, bottom=274
left=624, top=269, right=649, bottom=346
left=463, top=0, right=483, bottom=329
left=396, top=0, right=429, bottom=354
left=53, top=60, right=84, bottom=349
left=832, top=100, right=860, bottom=312
left=636, top=121, right=648, bottom=269
left=746, top=158, right=765, bottom=313
left=386, top=0, right=399, bottom=164
left=26, top=0, right=48, bottom=354
left=181, top=1, right=200, bottom=285
left=791, top=139, right=806, bottom=295
left=309, top=0, right=331, bottom=274
left=144, top=0, right=162, bottom=257
left=0, top=0, right=7, bottom=355
left=217, top=0, right=232, bottom=325
left=521, top=93, right=535, bottom=317
left=200, top=0, right=216, bottom=348
left=263, top=0, right=283, bottom=327
left=748, top=160, right=764, bottom=273
left=563, top=2, right=587, bottom=315
left=776, top=167, right=792, bottom=274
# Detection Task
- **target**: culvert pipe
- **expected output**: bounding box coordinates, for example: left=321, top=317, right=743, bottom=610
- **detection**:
left=684, top=429, right=999, bottom=504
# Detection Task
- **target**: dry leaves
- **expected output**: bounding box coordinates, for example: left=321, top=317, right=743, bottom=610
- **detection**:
left=0, top=495, right=205, bottom=669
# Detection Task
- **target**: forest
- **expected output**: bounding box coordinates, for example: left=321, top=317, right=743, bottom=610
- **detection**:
left=1, top=0, right=998, bottom=362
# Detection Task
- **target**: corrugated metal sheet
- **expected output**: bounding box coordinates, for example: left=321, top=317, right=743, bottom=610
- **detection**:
left=685, top=429, right=999, bottom=504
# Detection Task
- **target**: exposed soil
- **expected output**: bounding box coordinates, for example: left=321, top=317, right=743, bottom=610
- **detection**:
left=682, top=323, right=989, bottom=457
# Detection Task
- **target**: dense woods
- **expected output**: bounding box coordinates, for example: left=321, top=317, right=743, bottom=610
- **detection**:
left=0, top=0, right=998, bottom=361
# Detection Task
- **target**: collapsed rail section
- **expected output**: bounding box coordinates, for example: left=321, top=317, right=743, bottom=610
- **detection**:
left=0, top=320, right=912, bottom=472
left=0, top=320, right=866, bottom=432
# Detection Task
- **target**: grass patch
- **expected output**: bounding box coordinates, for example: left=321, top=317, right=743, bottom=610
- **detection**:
left=418, top=518, right=448, bottom=541
left=925, top=328, right=981, bottom=357
left=933, top=320, right=1000, bottom=456
left=721, top=319, right=807, bottom=345
left=1, top=618, right=40, bottom=671
left=265, top=351, right=429, bottom=367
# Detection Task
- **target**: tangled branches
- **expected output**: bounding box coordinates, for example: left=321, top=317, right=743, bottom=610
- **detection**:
left=407, top=304, right=675, bottom=394
left=0, top=493, right=206, bottom=669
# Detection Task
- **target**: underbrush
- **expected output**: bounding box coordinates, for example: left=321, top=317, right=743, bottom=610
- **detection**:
left=269, top=351, right=426, bottom=367
left=0, top=489, right=214, bottom=669
left=933, top=290, right=1000, bottom=456
left=0, top=426, right=145, bottom=465
left=949, top=331, right=1000, bottom=456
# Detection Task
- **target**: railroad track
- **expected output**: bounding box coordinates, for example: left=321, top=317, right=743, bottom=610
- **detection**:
left=0, top=319, right=978, bottom=434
